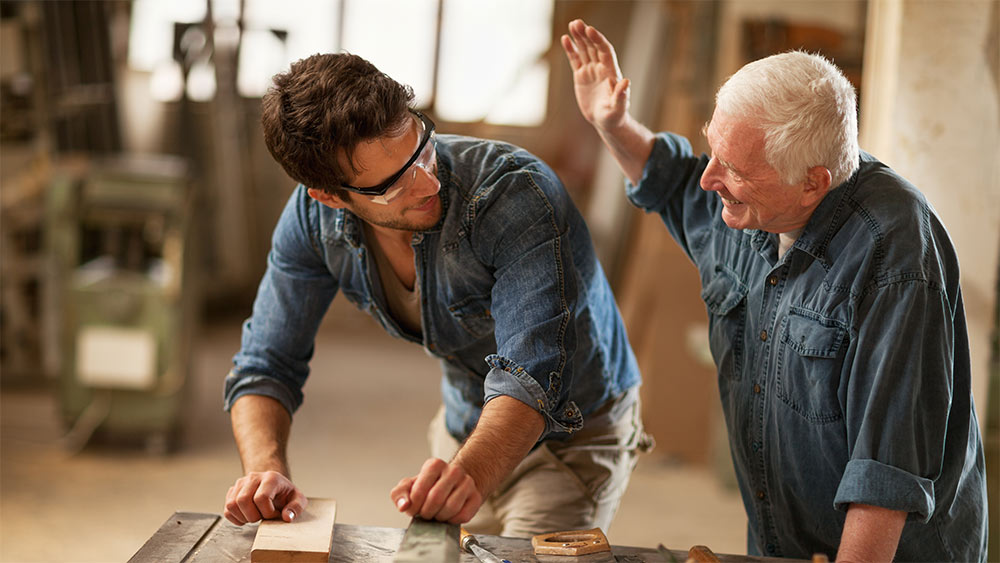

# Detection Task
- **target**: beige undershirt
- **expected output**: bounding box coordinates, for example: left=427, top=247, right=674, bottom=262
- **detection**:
left=778, top=228, right=803, bottom=260
left=364, top=225, right=423, bottom=336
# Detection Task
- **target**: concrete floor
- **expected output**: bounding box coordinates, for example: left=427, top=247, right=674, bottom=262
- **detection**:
left=1, top=299, right=746, bottom=562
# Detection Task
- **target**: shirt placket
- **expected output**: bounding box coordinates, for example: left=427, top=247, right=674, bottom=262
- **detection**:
left=751, top=237, right=786, bottom=557
left=410, top=231, right=437, bottom=356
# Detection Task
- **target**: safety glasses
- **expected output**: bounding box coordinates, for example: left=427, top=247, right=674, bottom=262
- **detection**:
left=340, top=110, right=436, bottom=205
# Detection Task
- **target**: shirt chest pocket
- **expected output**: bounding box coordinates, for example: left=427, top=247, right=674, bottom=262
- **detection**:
left=776, top=310, right=846, bottom=424
left=447, top=293, right=494, bottom=339
left=700, top=268, right=748, bottom=381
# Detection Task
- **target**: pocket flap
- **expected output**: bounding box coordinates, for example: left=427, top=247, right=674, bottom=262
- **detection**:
left=701, top=268, right=748, bottom=316
left=782, top=313, right=846, bottom=358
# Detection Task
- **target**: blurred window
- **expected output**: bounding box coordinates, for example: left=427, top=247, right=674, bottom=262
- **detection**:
left=437, top=0, right=552, bottom=125
left=127, top=0, right=553, bottom=125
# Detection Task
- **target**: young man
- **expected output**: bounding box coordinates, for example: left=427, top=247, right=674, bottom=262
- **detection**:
left=221, top=52, right=649, bottom=538
left=562, top=18, right=987, bottom=562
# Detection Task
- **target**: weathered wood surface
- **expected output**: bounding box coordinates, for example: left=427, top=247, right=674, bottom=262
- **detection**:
left=130, top=512, right=804, bottom=563
left=127, top=512, right=221, bottom=562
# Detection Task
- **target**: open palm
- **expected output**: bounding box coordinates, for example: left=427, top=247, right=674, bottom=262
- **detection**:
left=560, top=19, right=630, bottom=131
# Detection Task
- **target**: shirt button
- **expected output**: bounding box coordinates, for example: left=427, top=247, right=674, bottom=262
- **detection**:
left=757, top=490, right=765, bottom=500
left=753, top=383, right=761, bottom=394
left=752, top=441, right=760, bottom=452
left=767, top=275, right=778, bottom=286
left=760, top=330, right=768, bottom=341
left=766, top=543, right=776, bottom=554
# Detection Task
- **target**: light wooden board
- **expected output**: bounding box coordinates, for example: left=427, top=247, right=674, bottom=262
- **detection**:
left=250, top=498, right=337, bottom=562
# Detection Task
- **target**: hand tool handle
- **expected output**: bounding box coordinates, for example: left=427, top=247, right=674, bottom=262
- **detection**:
left=460, top=528, right=510, bottom=563
left=687, top=544, right=721, bottom=563
left=460, top=527, right=476, bottom=551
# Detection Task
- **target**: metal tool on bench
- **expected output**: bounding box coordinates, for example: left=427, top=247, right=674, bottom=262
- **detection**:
left=531, top=528, right=616, bottom=563
left=460, top=528, right=511, bottom=563
left=393, top=517, right=460, bottom=562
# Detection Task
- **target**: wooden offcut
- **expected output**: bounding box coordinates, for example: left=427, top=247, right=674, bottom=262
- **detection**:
left=531, top=528, right=611, bottom=556
left=250, top=498, right=337, bottom=563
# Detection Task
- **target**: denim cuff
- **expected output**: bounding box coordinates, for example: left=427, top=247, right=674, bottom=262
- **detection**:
left=624, top=133, right=690, bottom=211
left=834, top=458, right=935, bottom=522
left=483, top=355, right=583, bottom=437
left=223, top=371, right=299, bottom=415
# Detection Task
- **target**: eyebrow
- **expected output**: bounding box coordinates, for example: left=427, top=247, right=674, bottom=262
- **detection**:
left=702, top=122, right=746, bottom=178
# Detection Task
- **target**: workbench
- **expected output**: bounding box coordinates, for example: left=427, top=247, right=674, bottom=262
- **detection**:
left=129, top=512, right=802, bottom=563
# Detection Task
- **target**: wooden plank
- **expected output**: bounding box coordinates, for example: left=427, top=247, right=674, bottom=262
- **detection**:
left=250, top=498, right=337, bottom=563
left=127, top=512, right=220, bottom=563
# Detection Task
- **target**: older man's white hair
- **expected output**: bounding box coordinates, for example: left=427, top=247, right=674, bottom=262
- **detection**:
left=715, top=51, right=860, bottom=188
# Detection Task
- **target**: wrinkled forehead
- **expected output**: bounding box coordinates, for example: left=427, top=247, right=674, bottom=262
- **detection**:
left=705, top=110, right=768, bottom=168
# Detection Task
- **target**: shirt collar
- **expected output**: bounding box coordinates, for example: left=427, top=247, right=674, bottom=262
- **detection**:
left=793, top=160, right=861, bottom=264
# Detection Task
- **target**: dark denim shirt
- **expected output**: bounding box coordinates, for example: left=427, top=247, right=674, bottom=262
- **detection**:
left=628, top=133, right=987, bottom=561
left=225, top=134, right=640, bottom=443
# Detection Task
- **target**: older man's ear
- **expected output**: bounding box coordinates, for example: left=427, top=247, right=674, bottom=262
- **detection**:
left=801, top=165, right=833, bottom=208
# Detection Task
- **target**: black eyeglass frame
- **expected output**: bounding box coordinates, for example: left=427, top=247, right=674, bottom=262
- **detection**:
left=339, top=110, right=436, bottom=196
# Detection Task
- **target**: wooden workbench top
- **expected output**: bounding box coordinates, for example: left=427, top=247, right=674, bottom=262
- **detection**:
left=128, top=511, right=802, bottom=563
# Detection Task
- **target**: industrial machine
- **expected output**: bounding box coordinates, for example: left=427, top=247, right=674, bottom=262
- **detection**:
left=46, top=154, right=197, bottom=453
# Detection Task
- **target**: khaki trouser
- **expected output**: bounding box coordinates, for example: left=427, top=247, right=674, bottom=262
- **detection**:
left=428, top=387, right=653, bottom=538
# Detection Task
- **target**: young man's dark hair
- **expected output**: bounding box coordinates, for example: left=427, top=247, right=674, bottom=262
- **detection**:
left=223, top=51, right=648, bottom=537
left=260, top=53, right=415, bottom=193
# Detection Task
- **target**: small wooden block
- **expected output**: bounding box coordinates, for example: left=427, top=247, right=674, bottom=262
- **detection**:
left=250, top=498, right=337, bottom=563
left=531, top=528, right=611, bottom=556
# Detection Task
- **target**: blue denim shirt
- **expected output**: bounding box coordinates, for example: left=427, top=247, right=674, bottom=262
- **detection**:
left=628, top=133, right=987, bottom=561
left=225, top=134, right=640, bottom=443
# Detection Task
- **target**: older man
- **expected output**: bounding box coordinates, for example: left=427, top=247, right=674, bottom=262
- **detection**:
left=562, top=19, right=987, bottom=562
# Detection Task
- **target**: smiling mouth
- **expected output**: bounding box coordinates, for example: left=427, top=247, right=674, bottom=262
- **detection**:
left=721, top=195, right=743, bottom=205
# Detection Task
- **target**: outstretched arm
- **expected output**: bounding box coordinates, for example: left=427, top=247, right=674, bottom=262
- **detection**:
left=561, top=18, right=656, bottom=185
left=224, top=395, right=308, bottom=525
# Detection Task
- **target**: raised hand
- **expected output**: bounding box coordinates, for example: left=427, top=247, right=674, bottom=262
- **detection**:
left=560, top=19, right=630, bottom=131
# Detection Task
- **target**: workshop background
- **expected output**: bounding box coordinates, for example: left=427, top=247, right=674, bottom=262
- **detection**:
left=1, top=1, right=997, bottom=562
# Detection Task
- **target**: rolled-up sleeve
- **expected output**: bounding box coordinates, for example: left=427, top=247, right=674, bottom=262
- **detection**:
left=625, top=133, right=716, bottom=263
left=837, top=278, right=955, bottom=521
left=834, top=459, right=936, bottom=521
left=470, top=161, right=583, bottom=437
left=625, top=132, right=699, bottom=212
left=223, top=187, right=338, bottom=415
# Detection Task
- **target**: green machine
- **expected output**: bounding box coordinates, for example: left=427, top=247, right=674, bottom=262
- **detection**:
left=46, top=155, right=198, bottom=452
